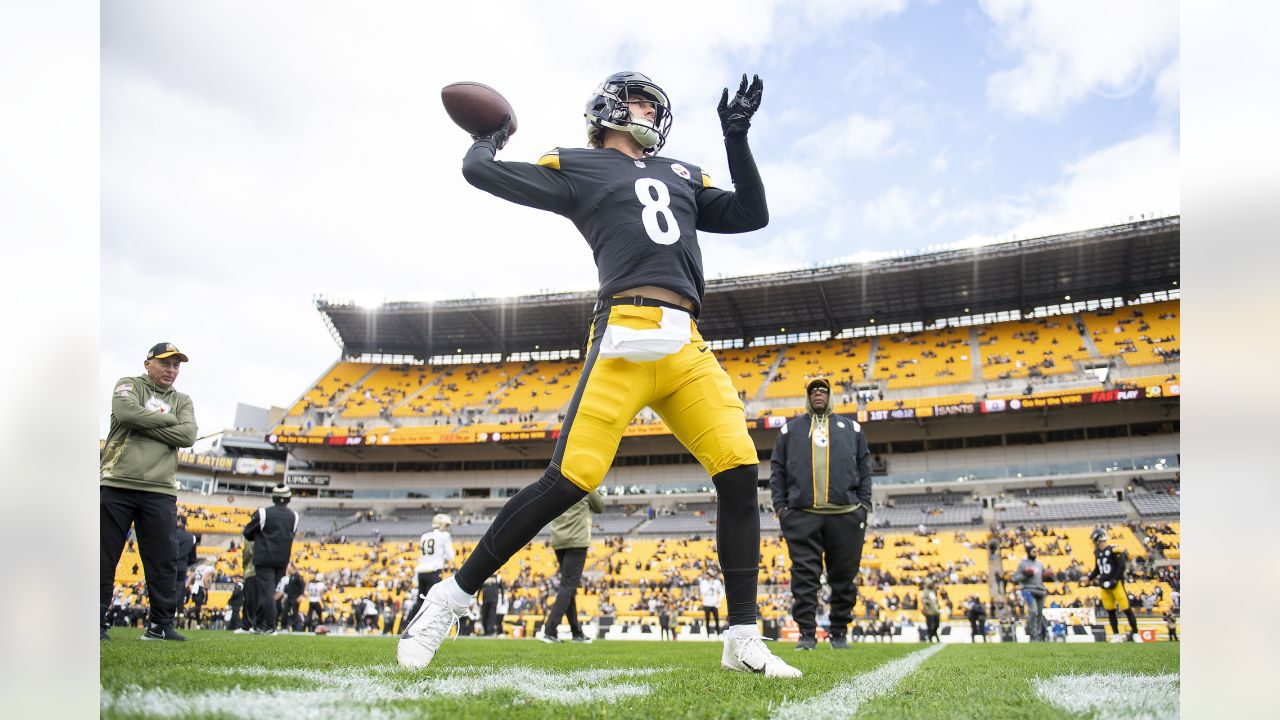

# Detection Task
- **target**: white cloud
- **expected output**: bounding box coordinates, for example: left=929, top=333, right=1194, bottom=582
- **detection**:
left=981, top=0, right=1179, bottom=118
left=931, top=147, right=949, bottom=172
left=937, top=131, right=1179, bottom=243
left=862, top=187, right=920, bottom=233
left=795, top=113, right=899, bottom=159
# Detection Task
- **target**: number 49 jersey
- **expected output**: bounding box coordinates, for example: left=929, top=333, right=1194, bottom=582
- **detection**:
left=461, top=144, right=768, bottom=316
left=416, top=529, right=454, bottom=574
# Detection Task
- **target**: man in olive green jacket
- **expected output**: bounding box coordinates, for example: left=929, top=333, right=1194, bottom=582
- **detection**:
left=540, top=489, right=605, bottom=642
left=100, top=343, right=198, bottom=642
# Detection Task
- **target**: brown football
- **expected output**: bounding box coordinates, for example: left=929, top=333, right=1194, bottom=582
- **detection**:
left=441, top=81, right=518, bottom=137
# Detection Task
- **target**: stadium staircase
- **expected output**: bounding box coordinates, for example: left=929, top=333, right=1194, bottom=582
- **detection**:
left=384, top=374, right=443, bottom=416
left=1075, top=312, right=1103, bottom=358
left=752, top=348, right=790, bottom=402
left=863, top=336, right=880, bottom=382
left=968, top=327, right=984, bottom=380
left=333, top=365, right=383, bottom=414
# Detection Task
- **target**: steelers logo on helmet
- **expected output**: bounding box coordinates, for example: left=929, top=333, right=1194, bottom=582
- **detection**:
left=585, top=71, right=674, bottom=155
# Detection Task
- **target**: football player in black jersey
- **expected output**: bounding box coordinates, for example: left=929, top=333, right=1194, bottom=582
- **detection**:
left=1081, top=527, right=1140, bottom=641
left=399, top=72, right=800, bottom=678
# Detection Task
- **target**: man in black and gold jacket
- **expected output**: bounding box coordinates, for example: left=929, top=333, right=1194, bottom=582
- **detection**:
left=770, top=377, right=872, bottom=651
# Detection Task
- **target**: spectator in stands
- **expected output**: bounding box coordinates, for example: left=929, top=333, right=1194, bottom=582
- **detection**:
left=770, top=377, right=872, bottom=651
left=100, top=342, right=198, bottom=642
left=242, top=484, right=299, bottom=634
left=540, top=489, right=605, bottom=643
left=698, top=569, right=725, bottom=636
left=400, top=71, right=800, bottom=678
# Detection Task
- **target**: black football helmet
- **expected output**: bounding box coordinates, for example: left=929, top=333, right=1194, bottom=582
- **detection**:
left=585, top=71, right=673, bottom=155
left=1090, top=528, right=1107, bottom=544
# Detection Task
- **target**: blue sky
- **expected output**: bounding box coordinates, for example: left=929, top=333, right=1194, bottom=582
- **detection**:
left=100, top=0, right=1179, bottom=435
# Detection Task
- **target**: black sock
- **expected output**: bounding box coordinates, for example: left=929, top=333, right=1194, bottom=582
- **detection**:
left=1108, top=613, right=1119, bottom=634
left=1125, top=609, right=1138, bottom=634
left=712, top=464, right=761, bottom=626
left=454, top=468, right=587, bottom=594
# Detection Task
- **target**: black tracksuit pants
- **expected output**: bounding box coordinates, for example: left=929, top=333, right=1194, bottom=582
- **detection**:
left=781, top=509, right=866, bottom=638
left=253, top=564, right=285, bottom=631
left=100, top=486, right=178, bottom=629
left=543, top=547, right=587, bottom=639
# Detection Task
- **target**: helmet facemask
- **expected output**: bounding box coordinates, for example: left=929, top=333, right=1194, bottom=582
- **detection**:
left=585, top=72, right=673, bottom=155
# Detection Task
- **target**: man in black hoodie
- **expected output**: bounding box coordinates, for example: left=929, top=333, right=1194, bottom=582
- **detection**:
left=242, top=484, right=298, bottom=634
left=770, top=377, right=872, bottom=651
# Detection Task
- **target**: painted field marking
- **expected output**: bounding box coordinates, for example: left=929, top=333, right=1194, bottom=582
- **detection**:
left=101, top=665, right=664, bottom=719
left=770, top=644, right=946, bottom=720
left=1033, top=673, right=1179, bottom=720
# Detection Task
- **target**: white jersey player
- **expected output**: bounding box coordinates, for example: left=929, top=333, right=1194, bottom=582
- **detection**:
left=405, top=514, right=455, bottom=626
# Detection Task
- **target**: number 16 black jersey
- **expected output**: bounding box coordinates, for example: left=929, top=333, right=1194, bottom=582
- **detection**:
left=461, top=140, right=768, bottom=316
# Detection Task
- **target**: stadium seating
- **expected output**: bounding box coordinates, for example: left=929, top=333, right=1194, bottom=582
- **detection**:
left=1081, top=300, right=1180, bottom=366
left=764, top=338, right=871, bottom=399
left=872, top=327, right=973, bottom=389
left=977, top=317, right=1087, bottom=380
left=717, top=346, right=782, bottom=400
left=287, top=362, right=371, bottom=416
left=494, top=358, right=581, bottom=414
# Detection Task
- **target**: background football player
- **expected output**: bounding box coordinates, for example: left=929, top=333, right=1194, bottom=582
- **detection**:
left=399, top=71, right=801, bottom=678
left=405, top=513, right=454, bottom=624
left=1081, top=527, right=1140, bottom=642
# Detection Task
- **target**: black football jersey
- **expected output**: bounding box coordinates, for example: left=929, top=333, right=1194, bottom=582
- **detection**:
left=462, top=143, right=768, bottom=315
left=1092, top=545, right=1126, bottom=588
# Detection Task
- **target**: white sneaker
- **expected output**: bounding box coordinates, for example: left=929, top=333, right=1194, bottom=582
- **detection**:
left=397, top=582, right=469, bottom=669
left=722, top=630, right=803, bottom=678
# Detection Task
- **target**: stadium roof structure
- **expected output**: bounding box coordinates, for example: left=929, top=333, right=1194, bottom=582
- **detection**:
left=317, top=216, right=1180, bottom=359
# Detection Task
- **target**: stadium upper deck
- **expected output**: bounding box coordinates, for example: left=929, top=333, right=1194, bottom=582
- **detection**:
left=272, top=218, right=1179, bottom=449
left=314, top=216, right=1177, bottom=358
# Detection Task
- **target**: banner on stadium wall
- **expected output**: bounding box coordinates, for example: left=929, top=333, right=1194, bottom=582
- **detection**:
left=285, top=473, right=330, bottom=486
left=235, top=457, right=277, bottom=475
left=176, top=451, right=234, bottom=472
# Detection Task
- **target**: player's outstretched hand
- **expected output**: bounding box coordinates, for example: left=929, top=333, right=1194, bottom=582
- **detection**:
left=473, top=115, right=512, bottom=151
left=718, top=74, right=763, bottom=138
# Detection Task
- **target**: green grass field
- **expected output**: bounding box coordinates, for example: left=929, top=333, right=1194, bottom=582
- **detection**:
left=100, top=630, right=1179, bottom=719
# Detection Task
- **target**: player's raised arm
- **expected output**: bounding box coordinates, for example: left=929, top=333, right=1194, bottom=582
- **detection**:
left=460, top=115, right=576, bottom=215
left=696, top=74, right=768, bottom=233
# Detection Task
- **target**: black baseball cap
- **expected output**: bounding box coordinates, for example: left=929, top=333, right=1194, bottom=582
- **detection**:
left=146, top=342, right=189, bottom=362
left=806, top=377, right=831, bottom=394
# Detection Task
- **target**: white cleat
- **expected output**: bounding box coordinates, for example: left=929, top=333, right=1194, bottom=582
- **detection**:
left=722, top=631, right=803, bottom=678
left=397, top=582, right=469, bottom=669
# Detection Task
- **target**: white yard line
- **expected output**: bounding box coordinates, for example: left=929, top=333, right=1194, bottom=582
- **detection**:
left=101, top=665, right=663, bottom=719
left=1033, top=673, right=1179, bottom=720
left=770, top=645, right=946, bottom=720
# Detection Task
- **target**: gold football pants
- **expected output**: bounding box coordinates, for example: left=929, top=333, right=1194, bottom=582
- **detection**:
left=552, top=303, right=758, bottom=492
left=1098, top=581, right=1130, bottom=611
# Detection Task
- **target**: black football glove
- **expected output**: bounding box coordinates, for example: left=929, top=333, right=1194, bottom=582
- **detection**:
left=472, top=115, right=512, bottom=151
left=717, top=74, right=764, bottom=138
